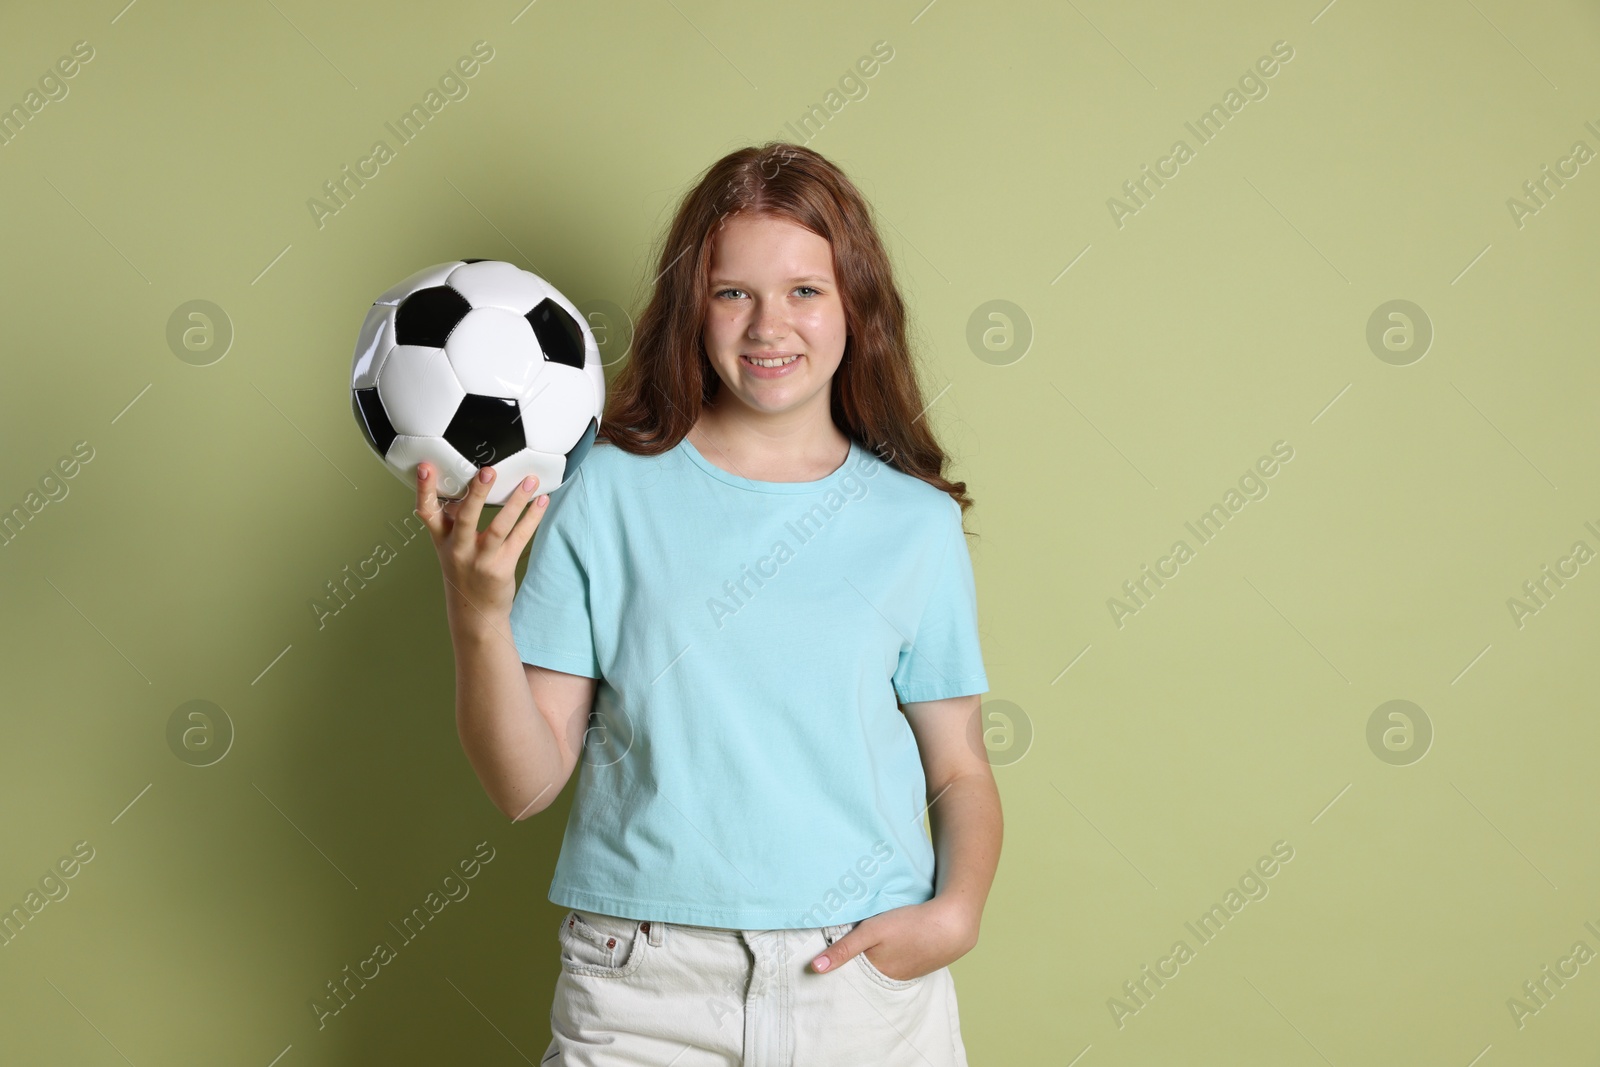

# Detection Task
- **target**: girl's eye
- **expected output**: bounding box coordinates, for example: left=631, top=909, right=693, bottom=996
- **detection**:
left=712, top=287, right=823, bottom=299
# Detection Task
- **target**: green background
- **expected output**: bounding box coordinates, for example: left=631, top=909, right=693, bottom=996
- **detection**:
left=3, top=0, right=1598, bottom=1062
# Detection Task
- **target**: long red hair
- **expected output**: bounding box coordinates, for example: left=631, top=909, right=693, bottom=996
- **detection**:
left=599, top=141, right=975, bottom=521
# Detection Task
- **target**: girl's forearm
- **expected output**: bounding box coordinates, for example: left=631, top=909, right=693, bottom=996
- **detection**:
left=927, top=772, right=1003, bottom=942
left=450, top=610, right=565, bottom=820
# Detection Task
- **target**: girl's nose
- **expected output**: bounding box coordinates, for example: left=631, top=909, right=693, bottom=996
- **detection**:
left=748, top=301, right=788, bottom=339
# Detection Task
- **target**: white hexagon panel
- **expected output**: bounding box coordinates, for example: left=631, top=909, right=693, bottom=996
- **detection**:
left=350, top=259, right=604, bottom=505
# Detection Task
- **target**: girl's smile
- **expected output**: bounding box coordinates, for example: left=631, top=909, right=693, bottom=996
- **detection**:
left=741, top=350, right=803, bottom=376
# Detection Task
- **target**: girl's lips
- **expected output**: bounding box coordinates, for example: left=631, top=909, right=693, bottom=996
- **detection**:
left=741, top=352, right=802, bottom=378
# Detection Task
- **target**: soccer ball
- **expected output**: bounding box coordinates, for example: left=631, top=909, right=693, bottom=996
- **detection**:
left=349, top=259, right=603, bottom=507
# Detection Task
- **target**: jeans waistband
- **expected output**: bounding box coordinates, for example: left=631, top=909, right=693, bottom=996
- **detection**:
left=628, top=917, right=853, bottom=949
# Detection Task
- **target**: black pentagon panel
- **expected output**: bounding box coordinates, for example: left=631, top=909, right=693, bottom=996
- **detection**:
left=395, top=285, right=472, bottom=348
left=526, top=298, right=586, bottom=369
left=561, top=418, right=599, bottom=484
left=352, top=388, right=398, bottom=456
left=443, top=394, right=526, bottom=470
left=460, top=258, right=489, bottom=263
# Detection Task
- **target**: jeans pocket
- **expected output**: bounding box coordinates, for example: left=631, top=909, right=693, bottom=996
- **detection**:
left=853, top=949, right=928, bottom=991
left=827, top=918, right=929, bottom=990
left=557, top=909, right=646, bottom=977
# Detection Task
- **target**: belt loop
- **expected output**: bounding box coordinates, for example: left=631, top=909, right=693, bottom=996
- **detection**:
left=643, top=918, right=664, bottom=947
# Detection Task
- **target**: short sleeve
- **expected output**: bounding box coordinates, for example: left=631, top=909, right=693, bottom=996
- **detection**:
left=891, top=498, right=989, bottom=704
left=508, top=468, right=601, bottom=679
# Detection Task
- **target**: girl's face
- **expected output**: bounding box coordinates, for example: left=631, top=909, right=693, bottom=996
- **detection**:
left=701, top=213, right=847, bottom=422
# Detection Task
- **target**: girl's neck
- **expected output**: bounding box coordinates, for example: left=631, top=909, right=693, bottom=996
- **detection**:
left=686, top=407, right=852, bottom=483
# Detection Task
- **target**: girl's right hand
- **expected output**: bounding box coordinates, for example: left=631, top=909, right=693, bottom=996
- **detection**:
left=415, top=462, right=549, bottom=622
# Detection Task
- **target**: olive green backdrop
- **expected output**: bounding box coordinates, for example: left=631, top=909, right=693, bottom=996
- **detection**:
left=3, top=0, right=1598, bottom=1063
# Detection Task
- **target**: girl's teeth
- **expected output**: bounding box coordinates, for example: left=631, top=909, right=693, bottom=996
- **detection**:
left=748, top=354, right=797, bottom=367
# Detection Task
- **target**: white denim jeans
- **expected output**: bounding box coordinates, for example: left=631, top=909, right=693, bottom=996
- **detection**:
left=542, top=908, right=970, bottom=1066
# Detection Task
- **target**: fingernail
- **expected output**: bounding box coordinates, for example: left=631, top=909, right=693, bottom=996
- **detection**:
left=537, top=495, right=549, bottom=508
left=520, top=476, right=536, bottom=492
left=479, top=468, right=492, bottom=483
left=812, top=956, right=829, bottom=971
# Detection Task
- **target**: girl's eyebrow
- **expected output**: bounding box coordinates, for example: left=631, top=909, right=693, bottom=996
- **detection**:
left=709, top=275, right=833, bottom=286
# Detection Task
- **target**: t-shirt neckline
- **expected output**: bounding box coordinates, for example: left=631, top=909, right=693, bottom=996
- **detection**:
left=677, top=435, right=860, bottom=494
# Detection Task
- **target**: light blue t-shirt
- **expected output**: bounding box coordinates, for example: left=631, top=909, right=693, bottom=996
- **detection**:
left=508, top=433, right=989, bottom=929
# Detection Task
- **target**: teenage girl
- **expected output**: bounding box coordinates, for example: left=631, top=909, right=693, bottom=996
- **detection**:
left=415, top=142, right=1001, bottom=1066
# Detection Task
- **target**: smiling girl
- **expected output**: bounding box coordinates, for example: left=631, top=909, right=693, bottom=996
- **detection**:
left=417, top=142, right=1000, bottom=1065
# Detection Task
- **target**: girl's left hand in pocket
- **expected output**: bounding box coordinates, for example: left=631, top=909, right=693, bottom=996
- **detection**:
left=810, top=897, right=978, bottom=982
